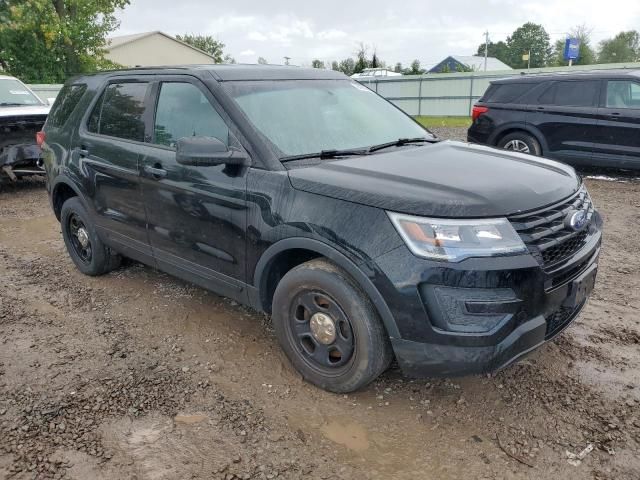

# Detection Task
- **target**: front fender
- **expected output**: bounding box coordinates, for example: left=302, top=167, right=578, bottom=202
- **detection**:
left=251, top=237, right=400, bottom=339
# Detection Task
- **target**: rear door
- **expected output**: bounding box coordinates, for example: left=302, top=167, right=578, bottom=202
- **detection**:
left=139, top=75, right=249, bottom=301
left=593, top=79, right=640, bottom=168
left=75, top=78, right=154, bottom=264
left=526, top=79, right=600, bottom=165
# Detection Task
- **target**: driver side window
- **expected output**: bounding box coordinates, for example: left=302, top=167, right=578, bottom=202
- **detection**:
left=153, top=82, right=230, bottom=148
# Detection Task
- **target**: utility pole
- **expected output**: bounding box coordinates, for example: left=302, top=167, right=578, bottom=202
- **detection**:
left=484, top=31, right=489, bottom=72
left=284, top=56, right=291, bottom=66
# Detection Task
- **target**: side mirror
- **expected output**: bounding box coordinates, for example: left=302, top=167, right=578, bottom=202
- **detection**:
left=176, top=136, right=249, bottom=167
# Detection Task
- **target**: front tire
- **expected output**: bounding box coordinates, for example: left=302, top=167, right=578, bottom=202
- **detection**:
left=60, top=197, right=121, bottom=276
left=498, top=132, right=542, bottom=156
left=272, top=259, right=393, bottom=393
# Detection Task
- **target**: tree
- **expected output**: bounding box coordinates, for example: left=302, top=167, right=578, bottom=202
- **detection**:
left=257, top=56, right=268, bottom=65
left=393, top=62, right=403, bottom=73
left=176, top=34, right=226, bottom=63
left=476, top=40, right=510, bottom=66
left=0, top=0, right=129, bottom=83
left=331, top=60, right=340, bottom=71
left=223, top=54, right=236, bottom=64
left=404, top=59, right=425, bottom=75
left=506, top=22, right=552, bottom=69
left=311, top=59, right=325, bottom=69
left=354, top=43, right=369, bottom=74
left=337, top=58, right=356, bottom=76
left=598, top=30, right=640, bottom=63
left=371, top=51, right=380, bottom=68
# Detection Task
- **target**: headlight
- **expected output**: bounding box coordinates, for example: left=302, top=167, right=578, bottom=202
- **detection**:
left=387, top=212, right=527, bottom=262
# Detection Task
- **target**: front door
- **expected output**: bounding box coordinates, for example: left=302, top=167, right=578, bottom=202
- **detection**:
left=593, top=79, right=640, bottom=168
left=526, top=79, right=600, bottom=166
left=139, top=77, right=249, bottom=301
left=75, top=79, right=154, bottom=264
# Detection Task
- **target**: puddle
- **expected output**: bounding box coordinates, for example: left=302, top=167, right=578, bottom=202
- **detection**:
left=321, top=420, right=370, bottom=452
left=174, top=413, right=208, bottom=424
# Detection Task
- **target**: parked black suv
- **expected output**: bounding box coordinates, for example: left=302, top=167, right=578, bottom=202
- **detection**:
left=468, top=70, right=640, bottom=169
left=42, top=65, right=602, bottom=392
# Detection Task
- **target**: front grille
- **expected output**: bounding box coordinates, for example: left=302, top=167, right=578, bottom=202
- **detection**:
left=541, top=230, right=588, bottom=265
left=545, top=303, right=583, bottom=339
left=509, top=186, right=594, bottom=268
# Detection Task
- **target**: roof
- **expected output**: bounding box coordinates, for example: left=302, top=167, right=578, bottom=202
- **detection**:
left=73, top=64, right=348, bottom=82
left=107, top=31, right=216, bottom=60
left=450, top=55, right=512, bottom=71
left=428, top=55, right=512, bottom=73
left=493, top=69, right=640, bottom=83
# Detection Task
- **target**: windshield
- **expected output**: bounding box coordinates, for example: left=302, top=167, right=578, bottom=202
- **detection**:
left=224, top=80, right=432, bottom=157
left=0, top=78, right=43, bottom=106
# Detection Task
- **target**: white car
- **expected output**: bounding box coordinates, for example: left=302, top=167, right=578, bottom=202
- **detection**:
left=0, top=75, right=51, bottom=184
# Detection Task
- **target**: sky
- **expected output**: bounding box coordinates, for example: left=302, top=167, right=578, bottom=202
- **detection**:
left=114, top=0, right=640, bottom=68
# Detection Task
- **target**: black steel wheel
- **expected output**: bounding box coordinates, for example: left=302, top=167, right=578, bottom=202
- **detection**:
left=287, top=290, right=355, bottom=373
left=273, top=259, right=393, bottom=393
left=60, top=197, right=121, bottom=276
left=67, top=213, right=93, bottom=264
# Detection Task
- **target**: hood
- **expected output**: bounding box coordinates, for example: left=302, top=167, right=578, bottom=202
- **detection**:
left=287, top=141, right=581, bottom=218
left=0, top=104, right=50, bottom=118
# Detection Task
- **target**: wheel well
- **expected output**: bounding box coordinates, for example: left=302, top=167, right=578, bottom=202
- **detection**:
left=52, top=183, right=77, bottom=221
left=260, top=248, right=322, bottom=314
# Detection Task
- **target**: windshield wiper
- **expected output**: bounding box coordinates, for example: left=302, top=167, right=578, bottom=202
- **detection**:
left=367, top=137, right=437, bottom=153
left=281, top=148, right=370, bottom=162
left=0, top=102, right=26, bottom=107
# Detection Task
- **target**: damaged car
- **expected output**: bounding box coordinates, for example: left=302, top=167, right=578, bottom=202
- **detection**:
left=0, top=75, right=50, bottom=185
left=42, top=66, right=602, bottom=393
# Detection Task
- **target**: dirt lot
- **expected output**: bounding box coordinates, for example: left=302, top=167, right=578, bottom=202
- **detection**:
left=1, top=166, right=639, bottom=479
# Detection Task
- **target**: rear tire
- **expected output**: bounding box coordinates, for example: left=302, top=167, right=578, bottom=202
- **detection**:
left=272, top=259, right=393, bottom=393
left=497, top=132, right=542, bottom=156
left=60, top=197, right=121, bottom=276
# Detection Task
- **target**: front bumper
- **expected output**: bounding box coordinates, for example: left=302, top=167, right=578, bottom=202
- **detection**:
left=372, top=212, right=602, bottom=378
left=392, top=299, right=586, bottom=377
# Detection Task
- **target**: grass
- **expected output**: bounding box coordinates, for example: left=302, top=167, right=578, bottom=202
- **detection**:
left=415, top=116, right=472, bottom=128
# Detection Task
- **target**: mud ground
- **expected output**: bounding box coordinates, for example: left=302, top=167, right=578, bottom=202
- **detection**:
left=1, top=168, right=639, bottom=479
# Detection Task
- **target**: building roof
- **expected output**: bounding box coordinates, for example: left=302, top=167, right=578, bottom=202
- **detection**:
left=429, top=55, right=512, bottom=73
left=107, top=31, right=216, bottom=60
left=451, top=55, right=512, bottom=71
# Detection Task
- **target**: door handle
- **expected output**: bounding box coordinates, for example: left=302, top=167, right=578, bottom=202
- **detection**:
left=78, top=146, right=89, bottom=157
left=144, top=164, right=167, bottom=179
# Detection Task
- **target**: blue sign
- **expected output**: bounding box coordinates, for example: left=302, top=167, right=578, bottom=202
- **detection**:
left=564, top=38, right=581, bottom=61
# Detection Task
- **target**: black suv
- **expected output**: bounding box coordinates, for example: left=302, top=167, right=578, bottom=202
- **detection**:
left=468, top=70, right=640, bottom=169
left=42, top=65, right=602, bottom=392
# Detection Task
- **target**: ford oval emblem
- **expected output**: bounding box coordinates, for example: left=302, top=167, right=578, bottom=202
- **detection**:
left=566, top=210, right=588, bottom=231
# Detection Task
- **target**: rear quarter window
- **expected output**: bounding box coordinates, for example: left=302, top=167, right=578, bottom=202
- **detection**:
left=538, top=80, right=600, bottom=107
left=482, top=83, right=535, bottom=104
left=47, top=84, right=87, bottom=128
